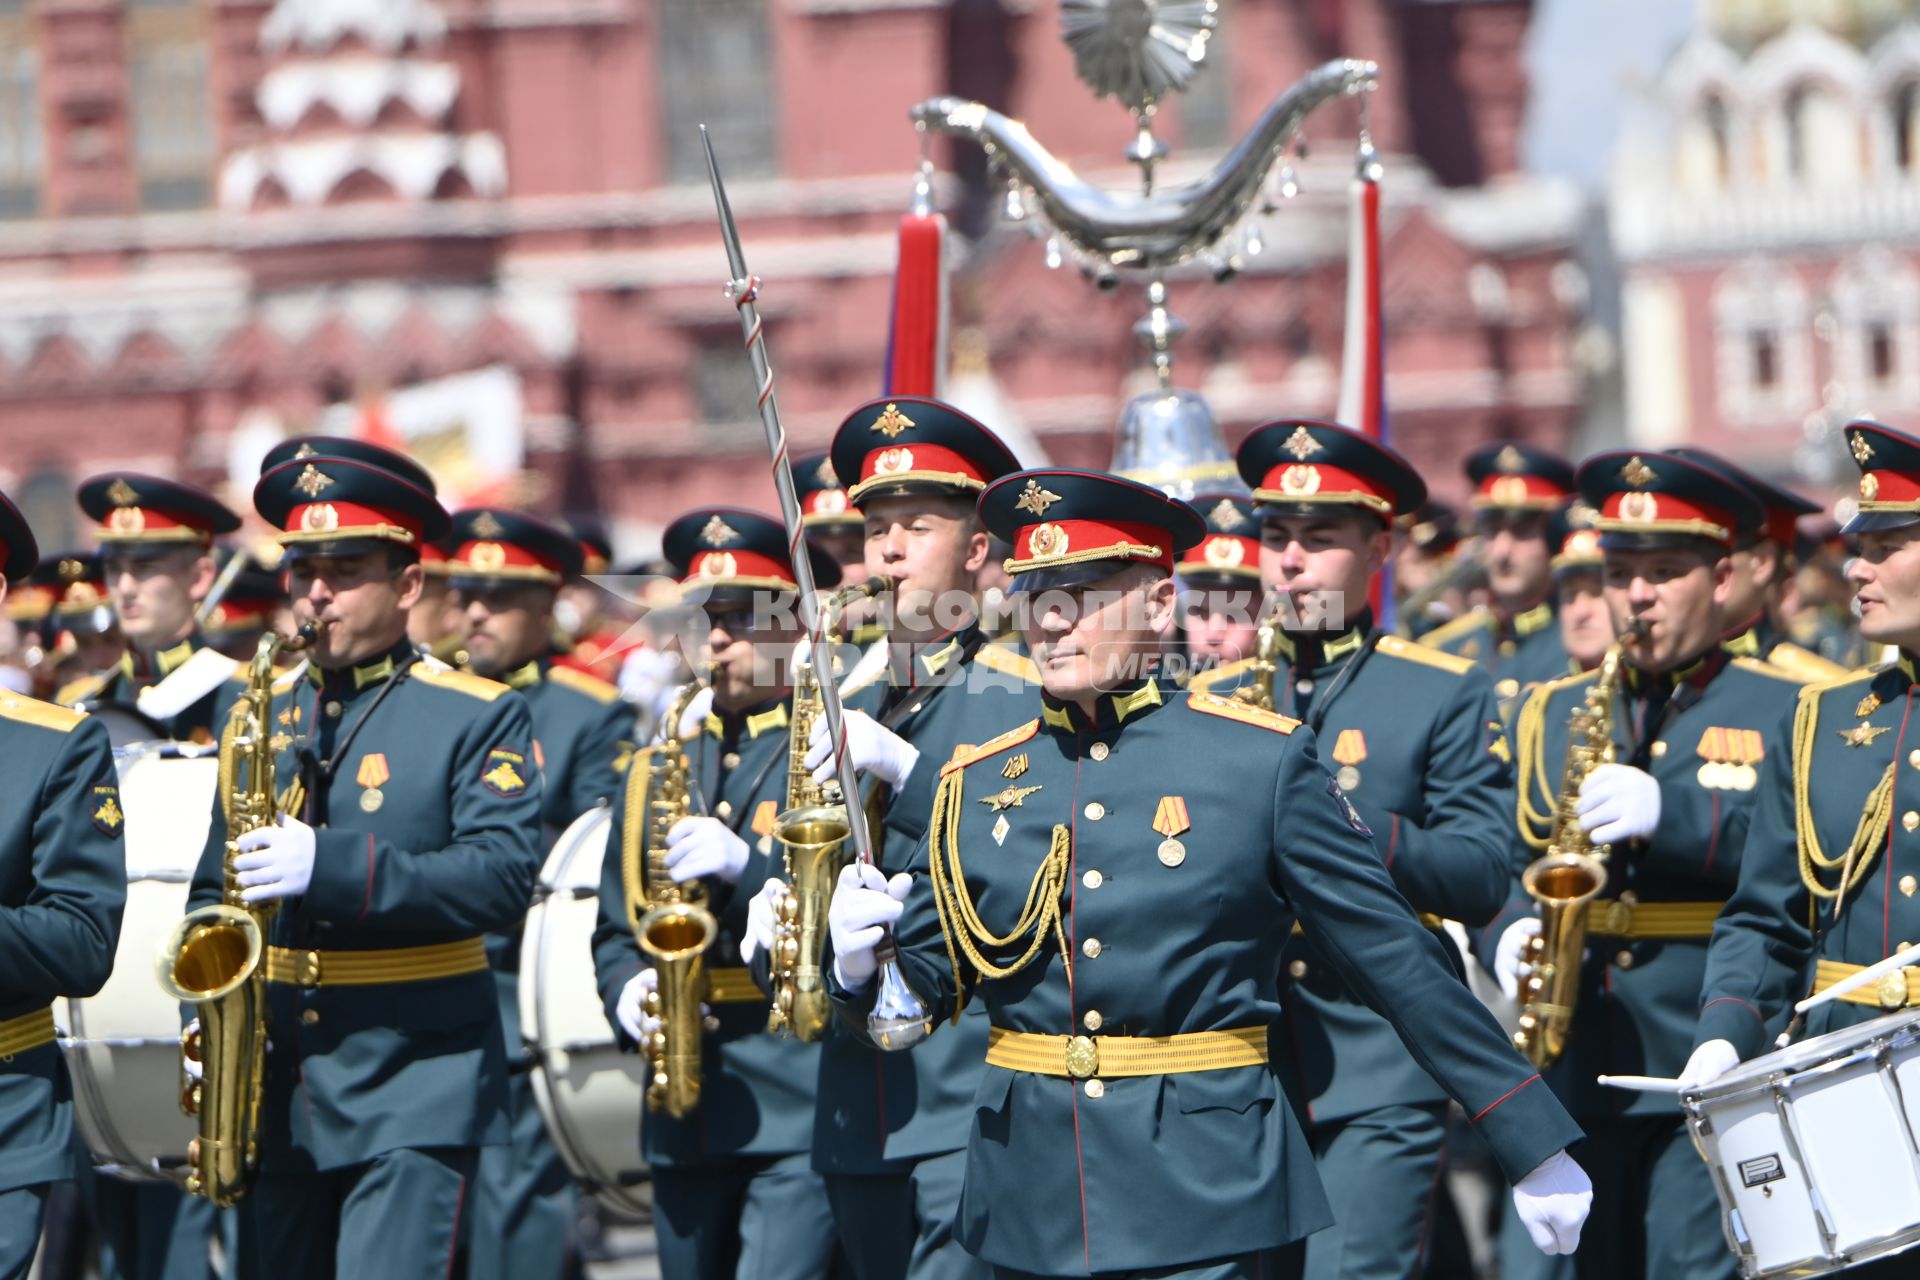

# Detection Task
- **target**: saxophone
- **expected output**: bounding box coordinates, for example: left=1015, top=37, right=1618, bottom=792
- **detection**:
left=157, top=624, right=316, bottom=1206
left=1242, top=590, right=1283, bottom=711
left=628, top=677, right=718, bottom=1118
left=768, top=578, right=886, bottom=1040
left=1511, top=619, right=1646, bottom=1070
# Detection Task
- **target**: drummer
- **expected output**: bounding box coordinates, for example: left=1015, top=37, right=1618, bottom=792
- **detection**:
left=1686, top=419, right=1920, bottom=1280
left=58, top=474, right=243, bottom=742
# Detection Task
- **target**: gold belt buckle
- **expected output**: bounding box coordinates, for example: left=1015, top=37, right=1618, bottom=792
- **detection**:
left=297, top=950, right=322, bottom=988
left=1597, top=900, right=1633, bottom=936
left=1878, top=971, right=1909, bottom=1011
left=1064, top=1035, right=1099, bottom=1079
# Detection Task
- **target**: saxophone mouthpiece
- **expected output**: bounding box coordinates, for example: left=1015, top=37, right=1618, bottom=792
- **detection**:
left=286, top=622, right=321, bottom=652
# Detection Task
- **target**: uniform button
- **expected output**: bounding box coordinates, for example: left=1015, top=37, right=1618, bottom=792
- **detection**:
left=1081, top=937, right=1102, bottom=959
left=1288, top=959, right=1308, bottom=979
left=324, top=700, right=343, bottom=718
left=1906, top=811, right=1919, bottom=833
left=1294, top=680, right=1314, bottom=696
left=1083, top=1079, right=1105, bottom=1099
left=1651, top=741, right=1667, bottom=759
left=1090, top=742, right=1110, bottom=762
left=722, top=752, right=741, bottom=769
left=1082, top=1010, right=1103, bottom=1031
left=716, top=801, right=733, bottom=819
left=1615, top=950, right=1634, bottom=969
left=301, top=1009, right=320, bottom=1026
left=1910, top=749, right=1920, bottom=770
left=1904, top=876, right=1918, bottom=898
left=1082, top=870, right=1103, bottom=889
left=1083, top=802, right=1105, bottom=821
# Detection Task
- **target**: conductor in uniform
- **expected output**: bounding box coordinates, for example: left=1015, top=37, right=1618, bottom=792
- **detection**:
left=1685, top=419, right=1920, bottom=1280
left=448, top=506, right=636, bottom=1280
left=184, top=440, right=542, bottom=1278
left=826, top=468, right=1593, bottom=1279
left=1488, top=450, right=1807, bottom=1279
left=0, top=490, right=126, bottom=1280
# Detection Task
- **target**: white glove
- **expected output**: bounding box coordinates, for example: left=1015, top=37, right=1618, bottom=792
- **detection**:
left=1577, top=763, right=1662, bottom=845
left=1511, top=1149, right=1592, bottom=1256
left=182, top=1018, right=203, bottom=1083
left=615, top=969, right=658, bottom=1043
left=1494, top=917, right=1541, bottom=1004
left=233, top=815, right=317, bottom=904
left=1679, top=1038, right=1741, bottom=1091
left=806, top=710, right=921, bottom=791
left=828, top=862, right=910, bottom=992
left=742, top=877, right=785, bottom=965
left=665, top=816, right=750, bottom=885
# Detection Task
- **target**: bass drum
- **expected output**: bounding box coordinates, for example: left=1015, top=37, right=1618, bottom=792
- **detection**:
left=56, top=745, right=216, bottom=1182
left=520, top=804, right=650, bottom=1219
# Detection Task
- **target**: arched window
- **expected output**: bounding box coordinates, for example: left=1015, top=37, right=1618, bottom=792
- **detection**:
left=1831, top=247, right=1920, bottom=403
left=0, top=0, right=39, bottom=219
left=660, top=0, right=776, bottom=184
left=1782, top=81, right=1858, bottom=184
left=1677, top=92, right=1732, bottom=192
left=1713, top=259, right=1811, bottom=426
left=128, top=0, right=214, bottom=211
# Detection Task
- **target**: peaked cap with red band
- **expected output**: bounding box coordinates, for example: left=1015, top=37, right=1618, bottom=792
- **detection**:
left=795, top=451, right=861, bottom=529
left=1576, top=450, right=1763, bottom=551
left=1666, top=446, right=1819, bottom=548
left=1838, top=420, right=1920, bottom=535
left=1464, top=441, right=1575, bottom=512
left=203, top=563, right=285, bottom=634
left=830, top=397, right=1021, bottom=507
left=558, top=516, right=614, bottom=575
left=980, top=469, right=1206, bottom=593
left=448, top=507, right=585, bottom=586
left=29, top=550, right=110, bottom=623
left=260, top=435, right=437, bottom=496
left=1548, top=503, right=1602, bottom=574
left=1235, top=419, right=1426, bottom=519
left=1176, top=494, right=1262, bottom=588
left=78, top=473, right=240, bottom=546
left=0, top=488, right=38, bottom=583
left=255, top=449, right=451, bottom=558
left=660, top=507, right=841, bottom=604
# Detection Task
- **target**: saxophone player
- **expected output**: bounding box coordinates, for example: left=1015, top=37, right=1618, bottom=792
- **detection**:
left=1486, top=451, right=1805, bottom=1280
left=446, top=507, right=636, bottom=1280
left=590, top=508, right=843, bottom=1280
left=182, top=440, right=542, bottom=1278
left=1187, top=420, right=1518, bottom=1280
left=0, top=490, right=126, bottom=1279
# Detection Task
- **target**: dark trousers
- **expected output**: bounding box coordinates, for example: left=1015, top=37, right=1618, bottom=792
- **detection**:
left=245, top=1147, right=475, bottom=1280
left=823, top=1150, right=987, bottom=1280
left=1570, top=1116, right=1735, bottom=1280
left=0, top=1184, right=46, bottom=1280
left=1302, top=1103, right=1449, bottom=1280
left=84, top=1173, right=225, bottom=1280
left=990, top=1244, right=1305, bottom=1280
left=466, top=1071, right=580, bottom=1280
left=652, top=1150, right=837, bottom=1280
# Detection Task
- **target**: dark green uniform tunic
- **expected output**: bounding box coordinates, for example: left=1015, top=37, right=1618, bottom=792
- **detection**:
left=1190, top=625, right=1516, bottom=1279
left=838, top=677, right=1580, bottom=1278
left=816, top=625, right=1040, bottom=1280
left=0, top=697, right=124, bottom=1278
left=185, top=643, right=542, bottom=1279
left=1488, top=650, right=1804, bottom=1280
left=469, top=657, right=633, bottom=1280
left=591, top=691, right=837, bottom=1280
left=1425, top=603, right=1569, bottom=721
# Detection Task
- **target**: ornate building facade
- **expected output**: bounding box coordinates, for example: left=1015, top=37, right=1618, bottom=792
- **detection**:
left=1613, top=0, right=1920, bottom=502
left=0, top=0, right=1584, bottom=552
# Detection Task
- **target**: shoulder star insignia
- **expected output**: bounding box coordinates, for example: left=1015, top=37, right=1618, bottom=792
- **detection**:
left=470, top=511, right=506, bottom=538
left=1619, top=455, right=1657, bottom=488
left=1858, top=692, right=1882, bottom=717
left=871, top=402, right=915, bottom=438
left=293, top=464, right=335, bottom=498
left=699, top=515, right=739, bottom=547
left=1207, top=498, right=1246, bottom=531
left=1840, top=723, right=1893, bottom=748
left=1282, top=425, right=1324, bottom=461
left=1014, top=479, right=1063, bottom=517
left=981, top=783, right=1042, bottom=812
left=105, top=477, right=140, bottom=506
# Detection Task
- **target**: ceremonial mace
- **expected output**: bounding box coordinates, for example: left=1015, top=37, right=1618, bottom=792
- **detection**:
left=701, top=126, right=932, bottom=1050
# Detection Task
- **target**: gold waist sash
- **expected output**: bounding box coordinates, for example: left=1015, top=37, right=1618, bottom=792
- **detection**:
left=0, top=1007, right=55, bottom=1059
left=986, top=1025, right=1267, bottom=1079
left=1813, top=959, right=1920, bottom=1011
left=264, top=938, right=489, bottom=987
left=1584, top=900, right=1723, bottom=940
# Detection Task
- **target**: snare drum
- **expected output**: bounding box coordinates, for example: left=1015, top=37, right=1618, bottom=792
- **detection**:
left=1686, top=1008, right=1920, bottom=1277
left=519, top=805, right=650, bottom=1219
left=56, top=746, right=216, bottom=1182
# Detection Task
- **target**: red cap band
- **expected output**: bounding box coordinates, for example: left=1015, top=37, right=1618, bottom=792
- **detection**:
left=1006, top=518, right=1172, bottom=573
left=1253, top=462, right=1395, bottom=514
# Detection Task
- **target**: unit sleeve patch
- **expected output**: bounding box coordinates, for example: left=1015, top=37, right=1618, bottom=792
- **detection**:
left=481, top=747, right=530, bottom=796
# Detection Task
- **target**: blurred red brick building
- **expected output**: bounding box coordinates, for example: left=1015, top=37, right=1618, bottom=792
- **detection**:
left=0, top=0, right=1586, bottom=554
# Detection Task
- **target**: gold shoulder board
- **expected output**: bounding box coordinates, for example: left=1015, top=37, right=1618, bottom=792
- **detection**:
left=413, top=665, right=512, bottom=703
left=548, top=664, right=623, bottom=704
left=0, top=692, right=84, bottom=733
left=941, top=719, right=1041, bottom=776
left=1188, top=656, right=1257, bottom=694
left=972, top=643, right=1041, bottom=684
left=1188, top=691, right=1300, bottom=734
left=55, top=674, right=108, bottom=707
left=1375, top=634, right=1478, bottom=676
